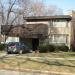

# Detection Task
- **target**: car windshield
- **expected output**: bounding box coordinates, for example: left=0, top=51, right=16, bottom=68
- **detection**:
left=7, top=42, right=30, bottom=49
left=8, top=42, right=19, bottom=46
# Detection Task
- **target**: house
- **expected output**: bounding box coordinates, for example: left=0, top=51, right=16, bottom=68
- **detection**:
left=23, top=15, right=72, bottom=50
left=1, top=13, right=75, bottom=51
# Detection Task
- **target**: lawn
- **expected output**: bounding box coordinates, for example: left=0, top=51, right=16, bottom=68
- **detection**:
left=0, top=52, right=75, bottom=74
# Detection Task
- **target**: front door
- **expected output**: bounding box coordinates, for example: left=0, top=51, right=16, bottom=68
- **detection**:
left=32, top=38, right=39, bottom=51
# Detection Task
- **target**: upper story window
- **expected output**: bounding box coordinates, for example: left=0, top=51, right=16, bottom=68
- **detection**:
left=49, top=19, right=68, bottom=27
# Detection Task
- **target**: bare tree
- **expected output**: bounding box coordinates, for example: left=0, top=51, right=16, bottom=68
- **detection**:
left=0, top=0, right=32, bottom=44
left=17, top=0, right=31, bottom=17
left=30, top=0, right=45, bottom=16
left=29, top=0, right=63, bottom=16
left=44, top=5, right=63, bottom=16
left=0, top=0, right=31, bottom=25
left=0, top=0, right=18, bottom=26
left=0, top=0, right=63, bottom=27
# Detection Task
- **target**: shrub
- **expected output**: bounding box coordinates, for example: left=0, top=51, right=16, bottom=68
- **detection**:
left=0, top=44, right=5, bottom=51
left=48, top=45, right=55, bottom=52
left=39, top=44, right=69, bottom=53
left=38, top=45, right=48, bottom=53
left=39, top=44, right=55, bottom=53
left=55, top=45, right=69, bottom=52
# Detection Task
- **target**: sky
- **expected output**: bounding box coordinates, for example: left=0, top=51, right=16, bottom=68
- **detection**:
left=43, top=0, right=75, bottom=14
left=1, top=0, right=75, bottom=15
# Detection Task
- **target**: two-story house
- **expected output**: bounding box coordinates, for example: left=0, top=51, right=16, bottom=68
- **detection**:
left=24, top=15, right=72, bottom=50
left=1, top=14, right=75, bottom=51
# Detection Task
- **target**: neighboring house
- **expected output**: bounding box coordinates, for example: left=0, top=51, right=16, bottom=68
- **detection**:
left=69, top=11, right=75, bottom=51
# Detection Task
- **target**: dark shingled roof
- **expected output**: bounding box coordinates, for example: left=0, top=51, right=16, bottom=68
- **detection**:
left=23, top=15, right=72, bottom=22
left=1, top=24, right=48, bottom=38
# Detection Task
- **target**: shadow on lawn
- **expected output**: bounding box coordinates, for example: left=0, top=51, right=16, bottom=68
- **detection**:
left=0, top=54, right=9, bottom=63
left=0, top=54, right=18, bottom=63
left=0, top=54, right=75, bottom=68
left=0, top=55, right=30, bottom=65
left=68, top=54, right=75, bottom=57
left=46, top=60, right=75, bottom=67
left=28, top=58, right=75, bottom=68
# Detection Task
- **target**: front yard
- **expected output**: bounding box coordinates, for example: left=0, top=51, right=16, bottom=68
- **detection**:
left=0, top=52, right=75, bottom=74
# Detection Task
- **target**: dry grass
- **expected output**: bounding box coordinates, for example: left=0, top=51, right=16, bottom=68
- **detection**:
left=0, top=52, right=75, bottom=73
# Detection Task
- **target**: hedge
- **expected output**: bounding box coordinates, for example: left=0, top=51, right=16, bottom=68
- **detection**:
left=0, top=44, right=5, bottom=51
left=38, top=45, right=48, bottom=53
left=38, top=44, right=55, bottom=53
left=55, top=45, right=69, bottom=52
left=38, top=44, right=69, bottom=53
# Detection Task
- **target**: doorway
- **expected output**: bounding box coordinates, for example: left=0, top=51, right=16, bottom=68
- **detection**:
left=32, top=38, right=39, bottom=51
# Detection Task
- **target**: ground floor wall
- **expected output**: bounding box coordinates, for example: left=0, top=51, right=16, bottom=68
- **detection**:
left=20, top=38, right=39, bottom=51
left=0, top=35, right=72, bottom=51
left=40, top=35, right=71, bottom=50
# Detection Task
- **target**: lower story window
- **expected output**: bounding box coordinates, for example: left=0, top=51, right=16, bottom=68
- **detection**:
left=49, top=34, right=67, bottom=44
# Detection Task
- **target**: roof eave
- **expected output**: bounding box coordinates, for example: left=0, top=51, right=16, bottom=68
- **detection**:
left=23, top=15, right=72, bottom=22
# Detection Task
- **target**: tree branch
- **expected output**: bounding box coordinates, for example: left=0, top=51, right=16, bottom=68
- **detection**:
left=6, top=0, right=17, bottom=25
left=0, top=1, right=5, bottom=25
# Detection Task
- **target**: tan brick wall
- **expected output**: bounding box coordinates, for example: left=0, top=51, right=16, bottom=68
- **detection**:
left=26, top=20, right=71, bottom=48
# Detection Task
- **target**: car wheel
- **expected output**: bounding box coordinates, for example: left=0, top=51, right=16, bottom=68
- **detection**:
left=19, top=50, right=22, bottom=54
left=7, top=51, right=11, bottom=54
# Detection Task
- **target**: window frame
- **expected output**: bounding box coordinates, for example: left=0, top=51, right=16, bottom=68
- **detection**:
left=48, top=19, right=68, bottom=27
left=49, top=34, right=68, bottom=44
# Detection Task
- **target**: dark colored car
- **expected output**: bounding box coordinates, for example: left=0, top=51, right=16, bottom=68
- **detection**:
left=6, top=42, right=32, bottom=54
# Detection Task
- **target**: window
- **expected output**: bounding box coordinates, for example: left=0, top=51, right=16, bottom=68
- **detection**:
left=49, top=35, right=67, bottom=44
left=49, top=20, right=67, bottom=27
left=53, top=21, right=67, bottom=27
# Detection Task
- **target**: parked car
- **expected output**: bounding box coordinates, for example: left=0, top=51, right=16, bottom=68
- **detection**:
left=6, top=42, right=32, bottom=54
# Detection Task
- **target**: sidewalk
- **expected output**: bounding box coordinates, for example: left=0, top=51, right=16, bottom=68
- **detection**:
left=15, top=55, right=75, bottom=60
left=0, top=69, right=75, bottom=75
